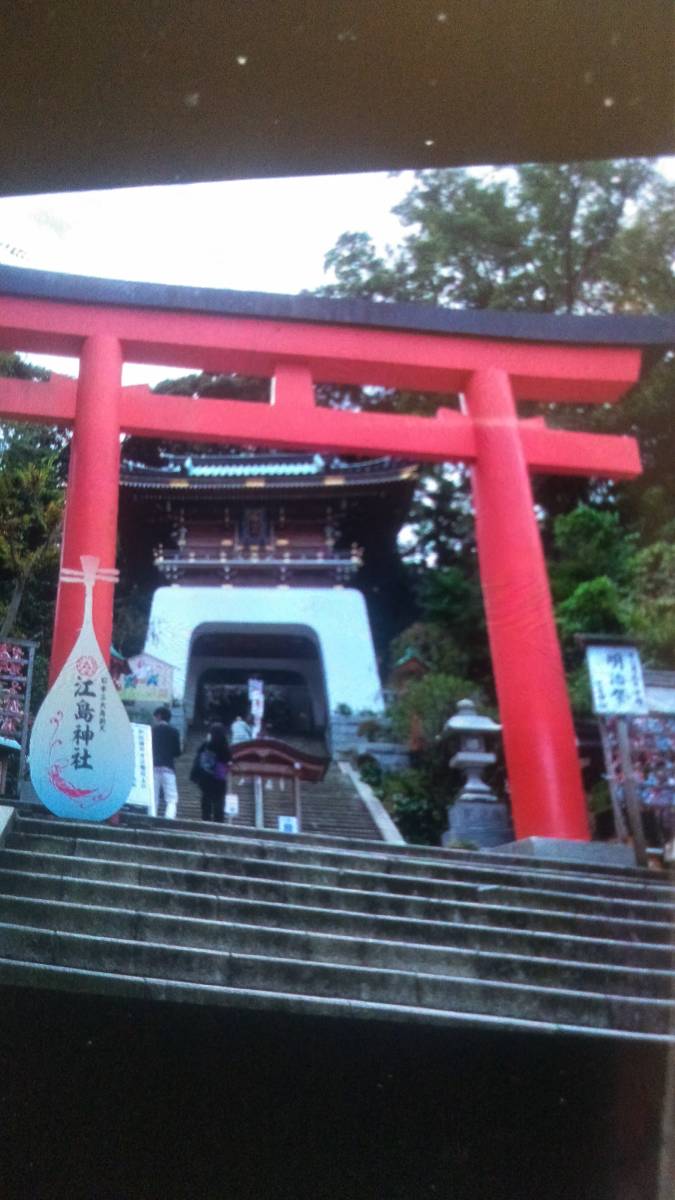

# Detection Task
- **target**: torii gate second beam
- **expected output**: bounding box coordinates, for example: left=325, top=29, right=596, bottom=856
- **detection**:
left=0, top=267, right=661, bottom=843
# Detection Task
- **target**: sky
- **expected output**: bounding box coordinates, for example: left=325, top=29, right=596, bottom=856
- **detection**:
left=1, top=157, right=673, bottom=385
left=0, top=171, right=413, bottom=384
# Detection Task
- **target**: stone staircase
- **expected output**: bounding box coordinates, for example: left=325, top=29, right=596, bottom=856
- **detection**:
left=173, top=728, right=383, bottom=839
left=0, top=808, right=673, bottom=1041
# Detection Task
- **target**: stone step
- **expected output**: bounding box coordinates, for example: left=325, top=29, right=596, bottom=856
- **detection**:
left=2, top=848, right=671, bottom=948
left=12, top=813, right=673, bottom=901
left=2, top=954, right=671, bottom=1045
left=0, top=865, right=670, bottom=970
left=18, top=805, right=663, bottom=888
left=3, top=812, right=672, bottom=1040
left=0, top=919, right=671, bottom=1036
left=1, top=890, right=673, bottom=1002
left=7, top=828, right=672, bottom=923
left=174, top=752, right=382, bottom=839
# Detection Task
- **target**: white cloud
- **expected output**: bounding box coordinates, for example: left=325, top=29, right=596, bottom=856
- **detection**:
left=0, top=172, right=411, bottom=290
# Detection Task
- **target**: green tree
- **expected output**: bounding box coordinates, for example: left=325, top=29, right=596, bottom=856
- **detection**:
left=586, top=358, right=675, bottom=541
left=403, top=466, right=474, bottom=568
left=0, top=352, right=49, bottom=384
left=627, top=542, right=675, bottom=665
left=321, top=161, right=674, bottom=647
left=389, top=672, right=481, bottom=746
left=384, top=672, right=485, bottom=845
left=0, top=356, right=66, bottom=714
left=389, top=620, right=468, bottom=678
left=0, top=455, right=62, bottom=638
left=418, top=566, right=484, bottom=640
left=556, top=577, right=628, bottom=643
left=549, top=505, right=636, bottom=602
left=323, top=161, right=672, bottom=314
left=0, top=356, right=65, bottom=646
left=593, top=175, right=675, bottom=314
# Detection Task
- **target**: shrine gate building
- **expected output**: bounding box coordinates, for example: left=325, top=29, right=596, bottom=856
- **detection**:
left=119, top=450, right=415, bottom=732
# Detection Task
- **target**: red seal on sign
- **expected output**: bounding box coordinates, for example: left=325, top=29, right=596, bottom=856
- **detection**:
left=75, top=655, right=98, bottom=678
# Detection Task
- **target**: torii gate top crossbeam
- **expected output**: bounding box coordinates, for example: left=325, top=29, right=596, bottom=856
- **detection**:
left=2, top=263, right=671, bottom=401
left=1, top=264, right=671, bottom=480
left=2, top=263, right=674, bottom=352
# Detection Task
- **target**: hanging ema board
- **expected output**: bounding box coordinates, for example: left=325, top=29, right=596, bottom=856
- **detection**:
left=0, top=638, right=36, bottom=786
left=29, top=557, right=135, bottom=820
left=600, top=712, right=675, bottom=844
left=118, top=653, right=174, bottom=704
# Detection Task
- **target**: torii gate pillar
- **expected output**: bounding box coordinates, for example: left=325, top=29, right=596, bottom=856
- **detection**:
left=51, top=336, right=122, bottom=682
left=466, top=369, right=589, bottom=839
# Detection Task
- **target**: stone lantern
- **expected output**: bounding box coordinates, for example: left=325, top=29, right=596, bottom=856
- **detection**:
left=442, top=698, right=512, bottom=848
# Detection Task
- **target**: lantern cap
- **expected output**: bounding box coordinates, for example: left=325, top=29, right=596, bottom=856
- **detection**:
left=445, top=698, right=502, bottom=735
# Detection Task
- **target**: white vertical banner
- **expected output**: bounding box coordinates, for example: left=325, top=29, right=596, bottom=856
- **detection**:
left=127, top=722, right=156, bottom=815
left=248, top=677, right=264, bottom=737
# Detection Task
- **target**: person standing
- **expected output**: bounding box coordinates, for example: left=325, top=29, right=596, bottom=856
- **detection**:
left=230, top=712, right=254, bottom=744
left=190, top=723, right=232, bottom=823
left=151, top=706, right=181, bottom=819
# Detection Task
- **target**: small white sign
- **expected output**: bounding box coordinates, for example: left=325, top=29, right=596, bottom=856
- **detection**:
left=248, top=677, right=264, bottom=736
left=127, top=722, right=156, bottom=814
left=586, top=645, right=648, bottom=716
left=225, top=793, right=239, bottom=816
left=278, top=815, right=299, bottom=834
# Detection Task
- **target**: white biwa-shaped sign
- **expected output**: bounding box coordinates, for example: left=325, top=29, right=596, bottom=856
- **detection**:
left=30, top=556, right=134, bottom=820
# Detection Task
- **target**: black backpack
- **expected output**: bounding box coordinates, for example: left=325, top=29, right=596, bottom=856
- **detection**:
left=190, top=746, right=219, bottom=785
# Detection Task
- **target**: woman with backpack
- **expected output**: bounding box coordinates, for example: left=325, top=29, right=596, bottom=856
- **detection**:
left=189, top=722, right=232, bottom=823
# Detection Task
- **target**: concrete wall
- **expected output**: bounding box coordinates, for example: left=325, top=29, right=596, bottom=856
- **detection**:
left=144, top=586, right=384, bottom=716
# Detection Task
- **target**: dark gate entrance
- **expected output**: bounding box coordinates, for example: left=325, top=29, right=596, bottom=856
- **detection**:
left=190, top=629, right=327, bottom=738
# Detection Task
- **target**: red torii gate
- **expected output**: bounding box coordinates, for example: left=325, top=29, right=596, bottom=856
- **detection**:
left=0, top=267, right=660, bottom=842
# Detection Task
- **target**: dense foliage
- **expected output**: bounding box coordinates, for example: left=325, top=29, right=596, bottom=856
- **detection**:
left=0, top=354, right=67, bottom=704
left=322, top=162, right=674, bottom=314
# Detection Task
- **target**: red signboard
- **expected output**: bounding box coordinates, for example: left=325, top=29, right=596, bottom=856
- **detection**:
left=0, top=638, right=36, bottom=791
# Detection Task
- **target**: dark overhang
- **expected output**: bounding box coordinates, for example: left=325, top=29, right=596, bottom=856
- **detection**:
left=1, top=1, right=673, bottom=197
left=1, top=265, right=674, bottom=354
